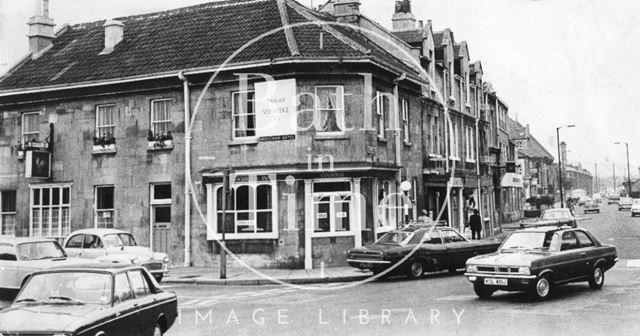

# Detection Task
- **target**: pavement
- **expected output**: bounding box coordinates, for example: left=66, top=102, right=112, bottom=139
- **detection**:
left=164, top=233, right=508, bottom=286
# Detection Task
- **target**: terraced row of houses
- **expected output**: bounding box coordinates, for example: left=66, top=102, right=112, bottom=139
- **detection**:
left=0, top=0, right=552, bottom=268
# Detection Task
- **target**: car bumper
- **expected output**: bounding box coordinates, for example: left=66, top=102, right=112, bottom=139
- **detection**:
left=465, top=272, right=537, bottom=291
left=142, top=261, right=169, bottom=275
left=347, top=259, right=391, bottom=269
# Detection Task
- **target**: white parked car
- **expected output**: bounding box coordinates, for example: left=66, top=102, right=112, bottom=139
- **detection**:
left=0, top=237, right=95, bottom=293
left=63, top=229, right=169, bottom=282
left=631, top=199, right=640, bottom=217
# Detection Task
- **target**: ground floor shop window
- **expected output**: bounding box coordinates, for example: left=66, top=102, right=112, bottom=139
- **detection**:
left=312, top=181, right=352, bottom=234
left=210, top=179, right=278, bottom=239
left=96, top=186, right=115, bottom=228
left=1, top=191, right=16, bottom=236
left=30, top=185, right=70, bottom=238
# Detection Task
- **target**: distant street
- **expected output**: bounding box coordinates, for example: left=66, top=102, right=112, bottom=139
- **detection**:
left=3, top=203, right=640, bottom=335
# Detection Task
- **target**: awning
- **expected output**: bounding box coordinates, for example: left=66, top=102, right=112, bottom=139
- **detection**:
left=501, top=173, right=524, bottom=188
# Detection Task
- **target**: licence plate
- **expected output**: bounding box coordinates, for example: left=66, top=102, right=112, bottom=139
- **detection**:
left=360, top=263, right=372, bottom=268
left=484, top=278, right=508, bottom=286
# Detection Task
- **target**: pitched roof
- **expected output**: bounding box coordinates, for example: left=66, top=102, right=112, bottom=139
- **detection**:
left=392, top=29, right=423, bottom=44
left=507, top=118, right=554, bottom=161
left=0, top=0, right=424, bottom=93
left=433, top=31, right=444, bottom=47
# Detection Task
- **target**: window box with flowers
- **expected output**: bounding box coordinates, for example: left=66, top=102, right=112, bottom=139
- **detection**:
left=147, top=130, right=173, bottom=150
left=93, top=133, right=116, bottom=154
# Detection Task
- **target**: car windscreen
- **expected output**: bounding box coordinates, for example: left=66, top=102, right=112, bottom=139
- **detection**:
left=16, top=272, right=112, bottom=305
left=500, top=231, right=558, bottom=251
left=376, top=232, right=412, bottom=245
left=103, top=233, right=138, bottom=247
left=16, top=241, right=66, bottom=261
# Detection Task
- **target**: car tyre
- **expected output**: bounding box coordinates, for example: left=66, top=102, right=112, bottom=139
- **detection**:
left=473, top=282, right=494, bottom=299
left=530, top=275, right=552, bottom=300
left=588, top=265, right=605, bottom=290
left=153, top=274, right=164, bottom=283
left=406, top=260, right=425, bottom=280
left=153, top=324, right=163, bottom=336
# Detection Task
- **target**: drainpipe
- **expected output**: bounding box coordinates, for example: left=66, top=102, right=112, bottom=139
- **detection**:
left=394, top=73, right=406, bottom=225
left=179, top=71, right=192, bottom=267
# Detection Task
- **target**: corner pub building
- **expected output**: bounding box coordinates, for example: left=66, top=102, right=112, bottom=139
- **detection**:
left=0, top=0, right=510, bottom=269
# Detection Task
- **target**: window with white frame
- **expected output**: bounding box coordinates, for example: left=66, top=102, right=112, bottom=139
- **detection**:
left=232, top=91, right=256, bottom=139
left=465, top=126, right=475, bottom=162
left=22, top=112, right=40, bottom=143
left=376, top=92, right=390, bottom=139
left=30, top=186, right=70, bottom=238
left=315, top=86, right=344, bottom=133
left=214, top=180, right=276, bottom=237
left=451, top=121, right=460, bottom=159
left=95, top=186, right=115, bottom=228
left=151, top=99, right=172, bottom=139
left=1, top=191, right=16, bottom=236
left=96, top=105, right=116, bottom=139
left=402, top=99, right=410, bottom=143
left=376, top=181, right=398, bottom=233
left=313, top=181, right=352, bottom=234
left=151, top=183, right=171, bottom=228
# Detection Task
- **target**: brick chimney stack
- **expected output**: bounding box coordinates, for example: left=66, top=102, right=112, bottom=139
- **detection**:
left=392, top=0, right=417, bottom=32
left=333, top=0, right=360, bottom=23
left=27, top=0, right=55, bottom=56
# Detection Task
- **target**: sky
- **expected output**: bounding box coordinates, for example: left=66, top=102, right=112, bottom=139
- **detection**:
left=1, top=0, right=639, bottom=182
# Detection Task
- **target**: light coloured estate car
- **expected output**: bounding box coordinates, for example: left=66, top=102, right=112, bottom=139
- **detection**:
left=63, top=229, right=169, bottom=282
left=631, top=199, right=640, bottom=217
left=0, top=237, right=95, bottom=293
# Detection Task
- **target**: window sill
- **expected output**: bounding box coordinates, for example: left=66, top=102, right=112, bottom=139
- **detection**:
left=229, top=138, right=259, bottom=146
left=314, top=133, right=349, bottom=141
left=377, top=137, right=388, bottom=143
left=449, top=156, right=461, bottom=161
left=208, top=233, right=278, bottom=240
left=92, top=145, right=116, bottom=155
left=147, top=140, right=174, bottom=151
left=403, top=141, right=412, bottom=147
left=466, top=159, right=477, bottom=164
left=311, top=231, right=357, bottom=238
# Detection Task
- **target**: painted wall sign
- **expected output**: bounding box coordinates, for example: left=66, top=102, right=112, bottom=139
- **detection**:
left=255, top=79, right=297, bottom=142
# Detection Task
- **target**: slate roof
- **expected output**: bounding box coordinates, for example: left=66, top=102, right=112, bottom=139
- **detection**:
left=391, top=29, right=423, bottom=44
left=507, top=118, right=554, bottom=161
left=0, top=0, right=423, bottom=93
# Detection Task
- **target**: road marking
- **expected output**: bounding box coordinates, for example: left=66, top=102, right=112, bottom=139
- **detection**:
left=627, top=260, right=640, bottom=268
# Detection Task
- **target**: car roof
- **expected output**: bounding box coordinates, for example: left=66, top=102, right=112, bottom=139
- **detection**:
left=522, top=226, right=581, bottom=233
left=0, top=236, right=56, bottom=245
left=33, top=263, right=144, bottom=275
left=69, top=228, right=130, bottom=236
left=544, top=208, right=570, bottom=213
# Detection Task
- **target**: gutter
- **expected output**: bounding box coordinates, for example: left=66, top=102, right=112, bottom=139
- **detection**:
left=179, top=71, right=192, bottom=267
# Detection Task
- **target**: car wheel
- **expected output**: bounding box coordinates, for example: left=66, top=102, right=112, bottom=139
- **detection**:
left=473, top=282, right=494, bottom=299
left=406, top=260, right=424, bottom=280
left=530, top=275, right=552, bottom=300
left=153, top=324, right=163, bottom=336
left=153, top=274, right=164, bottom=283
left=588, top=265, right=605, bottom=290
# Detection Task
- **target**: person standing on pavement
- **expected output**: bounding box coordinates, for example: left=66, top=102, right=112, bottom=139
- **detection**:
left=469, top=209, right=482, bottom=240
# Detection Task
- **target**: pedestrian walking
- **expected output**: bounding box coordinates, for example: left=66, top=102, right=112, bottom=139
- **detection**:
left=469, top=209, right=482, bottom=240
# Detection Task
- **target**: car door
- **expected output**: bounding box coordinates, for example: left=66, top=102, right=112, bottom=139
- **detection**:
left=64, top=234, right=84, bottom=258
left=128, top=269, right=157, bottom=336
left=574, top=230, right=598, bottom=277
left=441, top=230, right=476, bottom=269
left=0, top=243, right=19, bottom=289
left=101, top=272, right=142, bottom=336
left=557, top=231, right=583, bottom=281
left=82, top=234, right=108, bottom=259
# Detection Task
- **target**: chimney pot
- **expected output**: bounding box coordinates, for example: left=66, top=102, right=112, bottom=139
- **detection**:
left=101, top=19, right=124, bottom=55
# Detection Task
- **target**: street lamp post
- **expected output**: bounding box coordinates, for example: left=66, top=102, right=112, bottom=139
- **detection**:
left=557, top=124, right=575, bottom=208
left=614, top=142, right=632, bottom=197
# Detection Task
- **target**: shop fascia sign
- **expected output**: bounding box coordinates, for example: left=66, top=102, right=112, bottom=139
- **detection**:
left=254, top=79, right=297, bottom=142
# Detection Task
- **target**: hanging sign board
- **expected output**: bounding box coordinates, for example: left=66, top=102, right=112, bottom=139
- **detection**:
left=25, top=151, right=51, bottom=179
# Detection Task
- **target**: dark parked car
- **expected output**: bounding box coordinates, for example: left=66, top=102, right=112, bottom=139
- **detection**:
left=347, top=224, right=502, bottom=279
left=0, top=265, right=178, bottom=336
left=519, top=208, right=578, bottom=229
left=465, top=226, right=618, bottom=300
